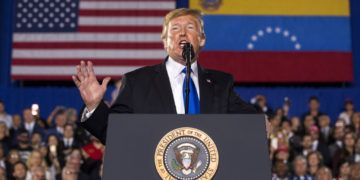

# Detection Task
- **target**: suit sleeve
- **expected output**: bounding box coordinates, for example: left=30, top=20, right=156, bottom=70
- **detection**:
left=80, top=75, right=134, bottom=144
left=226, top=76, right=260, bottom=114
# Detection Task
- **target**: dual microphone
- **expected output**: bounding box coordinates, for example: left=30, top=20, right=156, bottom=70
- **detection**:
left=182, top=42, right=195, bottom=64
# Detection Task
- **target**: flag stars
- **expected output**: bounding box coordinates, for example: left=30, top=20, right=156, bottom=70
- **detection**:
left=247, top=26, right=302, bottom=50
left=283, top=30, right=290, bottom=37
left=251, top=35, right=258, bottom=41
left=15, top=0, right=78, bottom=31
left=258, top=30, right=264, bottom=36
left=266, top=27, right=273, bottom=33
left=275, top=27, right=281, bottom=34
left=247, top=43, right=254, bottom=50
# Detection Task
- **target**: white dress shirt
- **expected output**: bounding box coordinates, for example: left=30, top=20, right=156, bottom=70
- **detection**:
left=82, top=57, right=200, bottom=120
left=165, top=57, right=200, bottom=114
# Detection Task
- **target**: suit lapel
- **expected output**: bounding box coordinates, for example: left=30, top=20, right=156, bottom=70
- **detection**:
left=153, top=60, right=177, bottom=113
left=198, top=65, right=215, bottom=113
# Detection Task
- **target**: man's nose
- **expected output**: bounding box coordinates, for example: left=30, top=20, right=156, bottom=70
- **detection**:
left=180, top=27, right=186, bottom=36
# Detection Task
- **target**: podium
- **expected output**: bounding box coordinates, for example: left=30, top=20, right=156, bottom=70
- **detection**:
left=103, top=114, right=271, bottom=179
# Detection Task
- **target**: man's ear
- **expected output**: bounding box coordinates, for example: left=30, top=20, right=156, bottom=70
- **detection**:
left=162, top=38, right=168, bottom=49
left=200, top=33, right=206, bottom=48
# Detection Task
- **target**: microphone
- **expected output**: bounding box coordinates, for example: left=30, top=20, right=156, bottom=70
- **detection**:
left=181, top=42, right=194, bottom=114
left=182, top=43, right=195, bottom=64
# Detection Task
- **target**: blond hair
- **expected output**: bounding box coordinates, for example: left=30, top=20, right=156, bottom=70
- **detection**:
left=161, top=8, right=205, bottom=40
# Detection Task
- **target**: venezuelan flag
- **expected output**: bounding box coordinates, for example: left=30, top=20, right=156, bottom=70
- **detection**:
left=190, top=0, right=353, bottom=83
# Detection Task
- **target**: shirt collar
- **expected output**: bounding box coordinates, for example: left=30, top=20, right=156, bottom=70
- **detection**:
left=166, top=57, right=198, bottom=79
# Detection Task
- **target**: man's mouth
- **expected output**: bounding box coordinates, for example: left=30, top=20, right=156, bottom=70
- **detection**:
left=179, top=40, right=188, bottom=48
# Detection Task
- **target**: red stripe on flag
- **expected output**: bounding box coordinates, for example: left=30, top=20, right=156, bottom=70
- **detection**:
left=12, top=59, right=162, bottom=66
left=79, top=10, right=169, bottom=17
left=199, top=51, right=353, bottom=83
left=12, top=75, right=123, bottom=81
left=13, top=42, right=164, bottom=49
left=78, top=26, right=162, bottom=33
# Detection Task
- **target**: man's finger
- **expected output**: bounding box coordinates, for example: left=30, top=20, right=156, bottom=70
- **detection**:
left=72, top=75, right=81, bottom=87
left=101, top=77, right=111, bottom=89
left=87, top=61, right=95, bottom=77
left=76, top=65, right=85, bottom=82
left=80, top=61, right=89, bottom=79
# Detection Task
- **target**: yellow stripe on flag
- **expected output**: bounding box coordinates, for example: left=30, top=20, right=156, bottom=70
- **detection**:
left=190, top=0, right=350, bottom=16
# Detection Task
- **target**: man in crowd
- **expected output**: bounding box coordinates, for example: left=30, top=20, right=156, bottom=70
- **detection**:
left=72, top=8, right=259, bottom=144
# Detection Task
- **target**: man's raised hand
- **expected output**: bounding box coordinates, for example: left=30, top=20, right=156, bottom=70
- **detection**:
left=72, top=61, right=111, bottom=111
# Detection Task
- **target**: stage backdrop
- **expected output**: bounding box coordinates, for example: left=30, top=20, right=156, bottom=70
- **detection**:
left=10, top=0, right=353, bottom=83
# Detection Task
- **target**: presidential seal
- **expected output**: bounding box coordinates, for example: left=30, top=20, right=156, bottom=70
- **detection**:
left=154, top=127, right=219, bottom=180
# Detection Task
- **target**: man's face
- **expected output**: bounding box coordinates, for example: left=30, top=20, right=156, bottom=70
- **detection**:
left=23, top=109, right=33, bottom=123
left=319, top=116, right=330, bottom=128
left=163, top=15, right=205, bottom=65
left=309, top=100, right=320, bottom=111
left=13, top=163, right=27, bottom=179
left=294, top=159, right=307, bottom=176
left=55, top=113, right=67, bottom=127
left=64, top=125, right=74, bottom=138
left=302, top=136, right=313, bottom=149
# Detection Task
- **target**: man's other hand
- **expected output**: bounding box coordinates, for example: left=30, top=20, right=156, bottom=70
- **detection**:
left=72, top=61, right=111, bottom=111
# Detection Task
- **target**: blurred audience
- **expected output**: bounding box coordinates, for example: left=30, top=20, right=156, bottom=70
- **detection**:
left=0, top=96, right=359, bottom=179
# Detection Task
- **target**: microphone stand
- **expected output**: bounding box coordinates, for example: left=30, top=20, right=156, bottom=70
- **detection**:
left=183, top=43, right=193, bottom=114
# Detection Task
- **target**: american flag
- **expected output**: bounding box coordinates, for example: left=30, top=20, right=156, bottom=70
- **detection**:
left=11, top=0, right=175, bottom=80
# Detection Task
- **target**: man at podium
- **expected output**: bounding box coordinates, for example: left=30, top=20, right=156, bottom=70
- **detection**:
left=72, top=8, right=259, bottom=144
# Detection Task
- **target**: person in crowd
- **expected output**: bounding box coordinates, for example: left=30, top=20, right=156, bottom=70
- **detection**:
left=288, top=116, right=303, bottom=151
left=60, top=148, right=89, bottom=180
left=9, top=114, right=22, bottom=140
left=337, top=161, right=351, bottom=180
left=25, top=150, right=55, bottom=180
left=46, top=106, right=66, bottom=128
left=46, top=110, right=67, bottom=139
left=0, top=100, right=12, bottom=129
left=318, top=115, right=332, bottom=145
left=46, top=134, right=65, bottom=168
left=308, top=125, right=331, bottom=166
left=351, top=137, right=360, bottom=163
left=252, top=94, right=273, bottom=116
left=62, top=124, right=80, bottom=155
left=272, top=160, right=290, bottom=180
left=306, top=151, right=323, bottom=176
left=349, top=112, right=360, bottom=137
left=0, top=145, right=6, bottom=170
left=81, top=137, right=104, bottom=176
left=0, top=122, right=11, bottom=154
left=315, top=166, right=332, bottom=180
left=294, top=134, right=313, bottom=157
left=5, top=149, right=21, bottom=178
left=28, top=166, right=46, bottom=180
left=21, top=108, right=44, bottom=138
left=291, top=155, right=314, bottom=180
left=30, top=132, right=43, bottom=150
left=301, top=115, right=316, bottom=136
left=349, top=163, right=360, bottom=179
left=338, top=99, right=355, bottom=125
left=0, top=166, right=6, bottom=180
left=14, top=129, right=32, bottom=162
left=302, top=96, right=324, bottom=126
left=332, top=132, right=356, bottom=177
left=12, top=161, right=28, bottom=180
left=329, top=125, right=346, bottom=158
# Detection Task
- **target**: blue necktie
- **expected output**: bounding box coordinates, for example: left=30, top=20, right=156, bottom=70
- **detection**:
left=182, top=68, right=200, bottom=114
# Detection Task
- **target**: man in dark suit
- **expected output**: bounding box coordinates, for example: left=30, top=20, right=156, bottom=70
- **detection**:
left=73, top=8, right=259, bottom=144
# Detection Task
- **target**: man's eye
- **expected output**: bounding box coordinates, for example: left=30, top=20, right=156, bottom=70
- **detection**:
left=187, top=25, right=195, bottom=30
left=171, top=27, right=179, bottom=31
